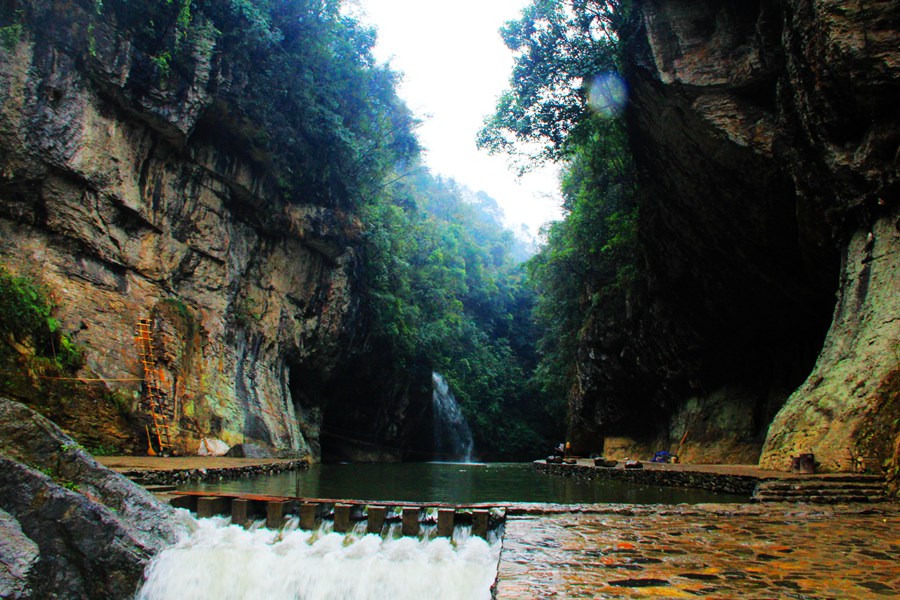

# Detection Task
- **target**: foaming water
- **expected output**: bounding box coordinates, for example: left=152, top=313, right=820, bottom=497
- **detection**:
left=136, top=511, right=501, bottom=600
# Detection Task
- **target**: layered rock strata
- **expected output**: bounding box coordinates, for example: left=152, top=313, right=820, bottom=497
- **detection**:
left=0, top=1, right=361, bottom=456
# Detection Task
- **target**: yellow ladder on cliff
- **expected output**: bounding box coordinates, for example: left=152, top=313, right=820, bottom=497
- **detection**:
left=134, top=318, right=173, bottom=455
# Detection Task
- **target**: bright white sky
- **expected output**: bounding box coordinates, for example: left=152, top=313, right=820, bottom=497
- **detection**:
left=351, top=0, right=563, bottom=237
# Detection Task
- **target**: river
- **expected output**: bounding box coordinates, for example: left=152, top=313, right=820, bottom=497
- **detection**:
left=177, top=462, right=749, bottom=504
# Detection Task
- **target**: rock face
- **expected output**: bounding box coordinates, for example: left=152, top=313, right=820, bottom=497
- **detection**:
left=572, top=0, right=899, bottom=475
left=0, top=1, right=364, bottom=457
left=0, top=398, right=181, bottom=598
left=760, top=211, right=900, bottom=472
left=0, top=508, right=38, bottom=600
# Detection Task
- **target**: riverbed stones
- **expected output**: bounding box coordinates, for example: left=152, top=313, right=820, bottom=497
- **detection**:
left=534, top=460, right=760, bottom=495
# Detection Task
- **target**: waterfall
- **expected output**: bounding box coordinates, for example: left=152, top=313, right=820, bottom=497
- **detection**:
left=136, top=513, right=500, bottom=600
left=432, top=372, right=475, bottom=462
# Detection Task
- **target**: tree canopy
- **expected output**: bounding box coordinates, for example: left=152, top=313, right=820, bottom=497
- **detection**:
left=477, top=0, right=628, bottom=167
left=361, top=171, right=557, bottom=459
left=481, top=0, right=638, bottom=426
left=89, top=0, right=420, bottom=206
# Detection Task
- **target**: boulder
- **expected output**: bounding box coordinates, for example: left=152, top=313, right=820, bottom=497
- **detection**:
left=224, top=443, right=274, bottom=459
left=0, top=398, right=182, bottom=598
left=0, top=509, right=38, bottom=600
left=197, top=437, right=230, bottom=457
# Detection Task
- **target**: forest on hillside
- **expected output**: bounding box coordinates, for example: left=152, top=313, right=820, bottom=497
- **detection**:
left=0, top=0, right=647, bottom=459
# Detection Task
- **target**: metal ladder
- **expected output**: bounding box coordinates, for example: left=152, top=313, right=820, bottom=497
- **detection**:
left=134, top=318, right=173, bottom=455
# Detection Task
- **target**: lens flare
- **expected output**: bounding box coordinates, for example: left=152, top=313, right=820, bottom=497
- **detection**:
left=588, top=73, right=628, bottom=118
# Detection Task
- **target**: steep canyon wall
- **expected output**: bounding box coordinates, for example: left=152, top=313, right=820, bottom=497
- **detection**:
left=0, top=1, right=366, bottom=457
left=575, top=0, right=899, bottom=475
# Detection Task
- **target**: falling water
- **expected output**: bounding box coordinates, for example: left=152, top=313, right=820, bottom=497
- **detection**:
left=136, top=511, right=501, bottom=600
left=432, top=372, right=475, bottom=462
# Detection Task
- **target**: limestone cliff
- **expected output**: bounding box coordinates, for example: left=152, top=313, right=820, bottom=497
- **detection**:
left=574, top=0, right=899, bottom=476
left=0, top=1, right=364, bottom=457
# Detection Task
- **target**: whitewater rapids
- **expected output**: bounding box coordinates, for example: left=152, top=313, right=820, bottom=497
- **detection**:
left=136, top=512, right=501, bottom=600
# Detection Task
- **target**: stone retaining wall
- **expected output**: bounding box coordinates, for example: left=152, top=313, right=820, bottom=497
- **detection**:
left=122, top=459, right=308, bottom=486
left=534, top=462, right=759, bottom=496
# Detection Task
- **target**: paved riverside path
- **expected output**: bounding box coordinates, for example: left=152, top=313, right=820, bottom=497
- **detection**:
left=97, top=456, right=303, bottom=471
left=496, top=503, right=899, bottom=599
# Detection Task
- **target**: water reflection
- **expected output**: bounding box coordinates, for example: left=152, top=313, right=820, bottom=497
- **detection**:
left=179, top=463, right=748, bottom=504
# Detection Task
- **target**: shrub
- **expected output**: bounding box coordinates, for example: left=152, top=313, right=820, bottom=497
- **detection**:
left=0, top=266, right=83, bottom=371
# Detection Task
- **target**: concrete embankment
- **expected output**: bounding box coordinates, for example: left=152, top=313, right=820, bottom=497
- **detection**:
left=97, top=456, right=308, bottom=489
left=534, top=459, right=771, bottom=495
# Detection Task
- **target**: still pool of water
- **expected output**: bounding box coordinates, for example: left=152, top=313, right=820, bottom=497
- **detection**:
left=179, top=462, right=749, bottom=504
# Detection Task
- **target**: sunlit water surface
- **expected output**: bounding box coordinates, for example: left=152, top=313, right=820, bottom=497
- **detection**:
left=178, top=462, right=749, bottom=504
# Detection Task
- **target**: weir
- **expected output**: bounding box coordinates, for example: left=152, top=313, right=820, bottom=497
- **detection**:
left=138, top=502, right=503, bottom=600
left=170, top=491, right=506, bottom=540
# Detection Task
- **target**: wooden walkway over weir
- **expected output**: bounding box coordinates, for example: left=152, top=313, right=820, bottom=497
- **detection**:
left=170, top=491, right=506, bottom=538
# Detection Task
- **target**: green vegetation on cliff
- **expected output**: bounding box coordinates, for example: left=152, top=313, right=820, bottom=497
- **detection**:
left=82, top=0, right=419, bottom=205
left=0, top=267, right=82, bottom=372
left=0, top=267, right=132, bottom=454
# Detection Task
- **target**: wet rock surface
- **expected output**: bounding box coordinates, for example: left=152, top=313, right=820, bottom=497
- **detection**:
left=224, top=442, right=273, bottom=459
left=0, top=509, right=38, bottom=600
left=0, top=398, right=178, bottom=540
left=0, top=398, right=182, bottom=599
left=497, top=503, right=900, bottom=598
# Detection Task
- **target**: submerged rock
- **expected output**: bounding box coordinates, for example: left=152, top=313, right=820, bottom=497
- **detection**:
left=0, top=398, right=182, bottom=598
